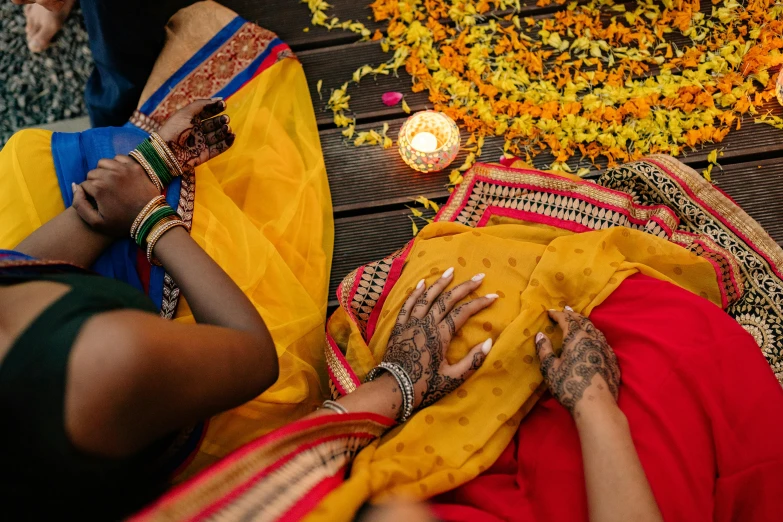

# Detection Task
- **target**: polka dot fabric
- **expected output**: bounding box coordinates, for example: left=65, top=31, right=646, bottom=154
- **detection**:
left=317, top=220, right=720, bottom=516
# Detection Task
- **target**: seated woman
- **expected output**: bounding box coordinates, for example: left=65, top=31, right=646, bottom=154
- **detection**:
left=133, top=157, right=783, bottom=522
left=0, top=2, right=336, bottom=518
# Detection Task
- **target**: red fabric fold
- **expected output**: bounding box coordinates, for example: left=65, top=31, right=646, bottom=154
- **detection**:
left=431, top=274, right=783, bottom=522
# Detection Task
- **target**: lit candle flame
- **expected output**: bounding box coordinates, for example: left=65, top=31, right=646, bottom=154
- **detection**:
left=410, top=132, right=438, bottom=153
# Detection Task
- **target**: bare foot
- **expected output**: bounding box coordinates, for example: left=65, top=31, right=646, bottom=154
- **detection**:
left=24, top=0, right=76, bottom=53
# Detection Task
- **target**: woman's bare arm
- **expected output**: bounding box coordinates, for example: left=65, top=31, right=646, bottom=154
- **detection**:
left=574, top=390, right=663, bottom=522
left=536, top=309, right=662, bottom=522
left=14, top=206, right=112, bottom=268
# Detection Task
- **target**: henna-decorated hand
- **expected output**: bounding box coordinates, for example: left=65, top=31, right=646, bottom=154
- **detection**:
left=157, top=98, right=235, bottom=172
left=72, top=156, right=161, bottom=237
left=535, top=307, right=621, bottom=417
left=384, top=269, right=498, bottom=411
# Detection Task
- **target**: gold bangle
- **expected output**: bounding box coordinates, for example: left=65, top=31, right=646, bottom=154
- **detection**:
left=134, top=202, right=171, bottom=243
left=148, top=137, right=179, bottom=179
left=146, top=219, right=188, bottom=265
left=130, top=195, right=167, bottom=239
left=150, top=132, right=183, bottom=177
left=129, top=150, right=164, bottom=192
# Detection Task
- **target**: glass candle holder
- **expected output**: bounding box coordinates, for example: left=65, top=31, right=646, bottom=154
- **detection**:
left=398, top=110, right=460, bottom=173
left=777, top=68, right=783, bottom=106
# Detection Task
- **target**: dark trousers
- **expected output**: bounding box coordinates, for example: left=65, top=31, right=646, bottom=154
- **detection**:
left=81, top=0, right=194, bottom=127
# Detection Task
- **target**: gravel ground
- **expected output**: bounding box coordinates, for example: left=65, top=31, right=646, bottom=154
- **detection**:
left=0, top=3, right=91, bottom=144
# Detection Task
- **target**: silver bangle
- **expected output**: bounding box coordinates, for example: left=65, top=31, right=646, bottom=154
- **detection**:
left=366, top=362, right=415, bottom=423
left=321, top=400, right=348, bottom=415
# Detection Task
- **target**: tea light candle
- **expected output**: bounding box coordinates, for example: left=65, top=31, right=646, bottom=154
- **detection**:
left=398, top=110, right=460, bottom=173
left=410, top=131, right=438, bottom=153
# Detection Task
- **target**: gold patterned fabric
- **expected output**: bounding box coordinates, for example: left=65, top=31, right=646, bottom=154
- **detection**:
left=596, top=156, right=783, bottom=381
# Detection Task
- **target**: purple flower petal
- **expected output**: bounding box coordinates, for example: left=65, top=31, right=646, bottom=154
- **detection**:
left=382, top=91, right=404, bottom=106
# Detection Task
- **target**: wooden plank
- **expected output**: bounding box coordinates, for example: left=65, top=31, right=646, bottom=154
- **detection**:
left=222, top=0, right=591, bottom=51
left=323, top=102, right=783, bottom=214
left=218, top=0, right=383, bottom=51
left=328, top=155, right=783, bottom=305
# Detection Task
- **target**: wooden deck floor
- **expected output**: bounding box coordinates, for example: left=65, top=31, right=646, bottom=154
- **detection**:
left=222, top=0, right=783, bottom=308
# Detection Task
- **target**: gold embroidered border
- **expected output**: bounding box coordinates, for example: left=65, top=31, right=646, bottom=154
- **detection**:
left=649, top=155, right=783, bottom=271
left=137, top=419, right=388, bottom=521
left=325, top=336, right=359, bottom=395
left=439, top=163, right=680, bottom=232
left=148, top=24, right=278, bottom=124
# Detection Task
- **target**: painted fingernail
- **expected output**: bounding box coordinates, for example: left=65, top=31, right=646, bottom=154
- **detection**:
left=211, top=97, right=223, bottom=102
left=535, top=332, right=545, bottom=343
left=71, top=182, right=77, bottom=193
left=485, top=293, right=499, bottom=299
left=471, top=273, right=485, bottom=282
left=565, top=305, right=573, bottom=311
left=416, top=279, right=425, bottom=290
left=481, top=338, right=493, bottom=354
left=442, top=267, right=454, bottom=279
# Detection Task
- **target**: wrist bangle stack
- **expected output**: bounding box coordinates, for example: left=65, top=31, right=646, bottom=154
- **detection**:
left=149, top=132, right=183, bottom=177
left=366, top=362, right=415, bottom=423
left=128, top=132, right=183, bottom=191
left=321, top=400, right=348, bottom=415
left=129, top=149, right=164, bottom=193
left=130, top=195, right=189, bottom=266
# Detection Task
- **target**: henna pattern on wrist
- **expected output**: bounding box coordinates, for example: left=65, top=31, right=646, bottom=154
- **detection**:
left=384, top=311, right=465, bottom=411
left=166, top=116, right=208, bottom=173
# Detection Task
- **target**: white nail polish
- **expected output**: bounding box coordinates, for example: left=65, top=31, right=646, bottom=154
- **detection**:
left=481, top=338, right=493, bottom=354
left=485, top=293, right=499, bottom=299
left=442, top=267, right=454, bottom=279
left=535, top=332, right=545, bottom=343
left=472, top=273, right=485, bottom=282
left=564, top=305, right=574, bottom=311
left=416, top=279, right=425, bottom=290
left=71, top=182, right=77, bottom=193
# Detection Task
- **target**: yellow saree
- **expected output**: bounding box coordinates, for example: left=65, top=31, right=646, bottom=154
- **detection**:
left=0, top=1, right=332, bottom=479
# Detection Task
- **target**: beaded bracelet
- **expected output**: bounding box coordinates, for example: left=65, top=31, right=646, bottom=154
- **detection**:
left=321, top=400, right=348, bottom=415
left=133, top=199, right=171, bottom=242
left=135, top=206, right=178, bottom=248
left=137, top=139, right=174, bottom=185
left=130, top=195, right=167, bottom=239
left=366, top=362, right=415, bottom=423
left=145, top=218, right=188, bottom=265
left=149, top=132, right=183, bottom=177
left=129, top=150, right=164, bottom=193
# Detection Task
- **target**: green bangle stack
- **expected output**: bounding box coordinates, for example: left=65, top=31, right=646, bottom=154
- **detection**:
left=135, top=205, right=178, bottom=247
left=136, top=139, right=175, bottom=185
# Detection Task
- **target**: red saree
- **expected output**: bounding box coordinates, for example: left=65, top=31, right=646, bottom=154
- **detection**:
left=432, top=273, right=783, bottom=522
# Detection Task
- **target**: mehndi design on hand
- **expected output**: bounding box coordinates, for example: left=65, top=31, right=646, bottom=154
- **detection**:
left=383, top=270, right=498, bottom=411
left=535, top=307, right=621, bottom=415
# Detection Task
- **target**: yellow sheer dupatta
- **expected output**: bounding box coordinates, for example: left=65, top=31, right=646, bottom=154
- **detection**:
left=131, top=2, right=334, bottom=478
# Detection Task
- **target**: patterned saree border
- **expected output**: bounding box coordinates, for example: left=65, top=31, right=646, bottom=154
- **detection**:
left=437, top=163, right=681, bottom=234
left=326, top=242, right=414, bottom=397
left=128, top=19, right=294, bottom=319
left=325, top=320, right=361, bottom=396
left=131, top=413, right=393, bottom=522
left=646, top=156, right=783, bottom=278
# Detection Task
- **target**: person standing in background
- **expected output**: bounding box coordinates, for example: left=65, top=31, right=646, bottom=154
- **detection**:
left=11, top=0, right=193, bottom=127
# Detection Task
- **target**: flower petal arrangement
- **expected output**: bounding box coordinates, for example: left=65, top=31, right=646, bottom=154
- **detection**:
left=307, top=0, right=783, bottom=177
